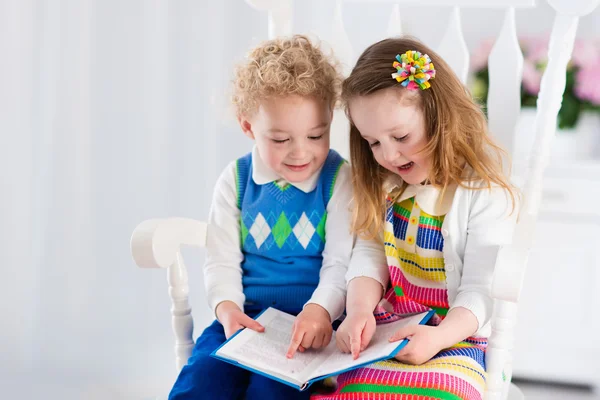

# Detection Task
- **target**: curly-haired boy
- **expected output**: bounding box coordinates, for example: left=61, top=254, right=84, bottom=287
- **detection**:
left=169, top=35, right=355, bottom=399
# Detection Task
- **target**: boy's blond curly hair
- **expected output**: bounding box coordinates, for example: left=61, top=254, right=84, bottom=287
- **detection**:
left=232, top=35, right=341, bottom=117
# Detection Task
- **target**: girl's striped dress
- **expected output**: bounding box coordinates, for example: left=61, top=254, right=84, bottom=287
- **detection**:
left=313, top=187, right=487, bottom=400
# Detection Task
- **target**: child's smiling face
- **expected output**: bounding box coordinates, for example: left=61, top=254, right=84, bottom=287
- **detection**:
left=349, top=87, right=431, bottom=185
left=239, top=95, right=332, bottom=183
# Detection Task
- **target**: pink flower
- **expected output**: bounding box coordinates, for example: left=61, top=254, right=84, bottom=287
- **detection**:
left=522, top=36, right=548, bottom=65
left=571, top=39, right=600, bottom=68
left=471, top=39, right=495, bottom=72
left=471, top=35, right=600, bottom=108
left=522, top=59, right=542, bottom=96
left=574, top=66, right=600, bottom=105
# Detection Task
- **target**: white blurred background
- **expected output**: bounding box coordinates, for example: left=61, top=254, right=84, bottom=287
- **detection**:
left=2, top=0, right=600, bottom=399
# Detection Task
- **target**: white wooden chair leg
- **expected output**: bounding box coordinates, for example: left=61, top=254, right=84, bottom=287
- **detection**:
left=168, top=251, right=194, bottom=371
left=486, top=300, right=518, bottom=400
left=507, top=383, right=525, bottom=400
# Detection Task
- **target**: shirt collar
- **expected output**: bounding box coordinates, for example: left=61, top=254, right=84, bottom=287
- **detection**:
left=384, top=174, right=457, bottom=216
left=251, top=146, right=320, bottom=193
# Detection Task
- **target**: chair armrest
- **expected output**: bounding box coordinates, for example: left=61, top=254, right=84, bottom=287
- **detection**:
left=130, top=217, right=207, bottom=371
left=130, top=218, right=207, bottom=269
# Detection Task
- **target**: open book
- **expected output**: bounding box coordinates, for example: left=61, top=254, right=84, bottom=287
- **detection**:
left=211, top=307, right=434, bottom=391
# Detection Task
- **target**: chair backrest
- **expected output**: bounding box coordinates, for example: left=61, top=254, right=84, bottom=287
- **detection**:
left=243, top=1, right=599, bottom=399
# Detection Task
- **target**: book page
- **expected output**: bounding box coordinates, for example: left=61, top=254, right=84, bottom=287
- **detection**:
left=215, top=308, right=337, bottom=386
left=308, top=312, right=430, bottom=380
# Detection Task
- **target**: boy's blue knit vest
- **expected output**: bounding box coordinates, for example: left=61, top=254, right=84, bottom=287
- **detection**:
left=236, top=150, right=345, bottom=313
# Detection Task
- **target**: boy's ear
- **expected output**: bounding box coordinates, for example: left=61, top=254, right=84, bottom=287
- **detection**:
left=238, top=115, right=255, bottom=140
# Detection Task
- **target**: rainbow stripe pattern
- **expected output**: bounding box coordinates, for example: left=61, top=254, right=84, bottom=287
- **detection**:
left=312, top=196, right=486, bottom=400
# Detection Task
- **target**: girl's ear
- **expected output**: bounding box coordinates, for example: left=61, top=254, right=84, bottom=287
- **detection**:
left=238, top=115, right=255, bottom=140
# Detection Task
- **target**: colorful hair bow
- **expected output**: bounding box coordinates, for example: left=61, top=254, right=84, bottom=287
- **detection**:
left=391, top=50, right=436, bottom=90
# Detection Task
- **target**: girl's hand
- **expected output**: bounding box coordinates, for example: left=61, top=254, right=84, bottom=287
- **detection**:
left=390, top=324, right=443, bottom=365
left=335, top=311, right=376, bottom=359
left=287, top=304, right=333, bottom=358
left=216, top=301, right=265, bottom=339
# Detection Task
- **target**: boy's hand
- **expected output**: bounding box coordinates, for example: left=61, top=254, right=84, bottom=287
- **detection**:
left=390, top=325, right=443, bottom=365
left=335, top=311, right=376, bottom=360
left=216, top=301, right=265, bottom=339
left=287, top=304, right=332, bottom=358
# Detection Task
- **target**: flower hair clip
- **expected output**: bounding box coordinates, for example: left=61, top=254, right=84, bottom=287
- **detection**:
left=392, top=50, right=436, bottom=90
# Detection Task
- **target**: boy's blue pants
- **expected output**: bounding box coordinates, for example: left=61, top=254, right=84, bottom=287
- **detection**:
left=168, top=309, right=312, bottom=400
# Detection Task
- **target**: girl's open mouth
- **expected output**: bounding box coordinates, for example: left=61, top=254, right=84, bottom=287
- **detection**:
left=397, top=162, right=414, bottom=173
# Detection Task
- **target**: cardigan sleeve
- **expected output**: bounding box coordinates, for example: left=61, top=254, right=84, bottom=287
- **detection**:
left=450, top=184, right=519, bottom=332
left=345, top=233, right=389, bottom=291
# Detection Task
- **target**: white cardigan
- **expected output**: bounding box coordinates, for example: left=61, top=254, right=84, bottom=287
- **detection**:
left=346, top=177, right=518, bottom=337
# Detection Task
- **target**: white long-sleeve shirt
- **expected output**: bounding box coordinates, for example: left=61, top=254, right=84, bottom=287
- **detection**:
left=204, top=146, right=364, bottom=321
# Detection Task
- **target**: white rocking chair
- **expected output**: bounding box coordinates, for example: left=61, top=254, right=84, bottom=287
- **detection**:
left=130, top=0, right=600, bottom=398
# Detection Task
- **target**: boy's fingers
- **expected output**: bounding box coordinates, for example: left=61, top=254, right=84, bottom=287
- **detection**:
left=239, top=313, right=264, bottom=332
left=287, top=327, right=305, bottom=358
left=225, top=322, right=243, bottom=339
left=323, top=333, right=332, bottom=348
left=298, top=345, right=305, bottom=353
left=312, top=334, right=324, bottom=349
left=301, top=333, right=315, bottom=350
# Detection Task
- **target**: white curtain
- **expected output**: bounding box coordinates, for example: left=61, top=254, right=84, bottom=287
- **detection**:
left=0, top=0, right=595, bottom=398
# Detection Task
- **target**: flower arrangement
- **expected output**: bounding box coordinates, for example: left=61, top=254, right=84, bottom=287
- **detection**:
left=471, top=37, right=600, bottom=129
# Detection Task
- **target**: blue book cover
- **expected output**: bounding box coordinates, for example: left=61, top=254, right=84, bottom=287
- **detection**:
left=211, top=308, right=435, bottom=391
